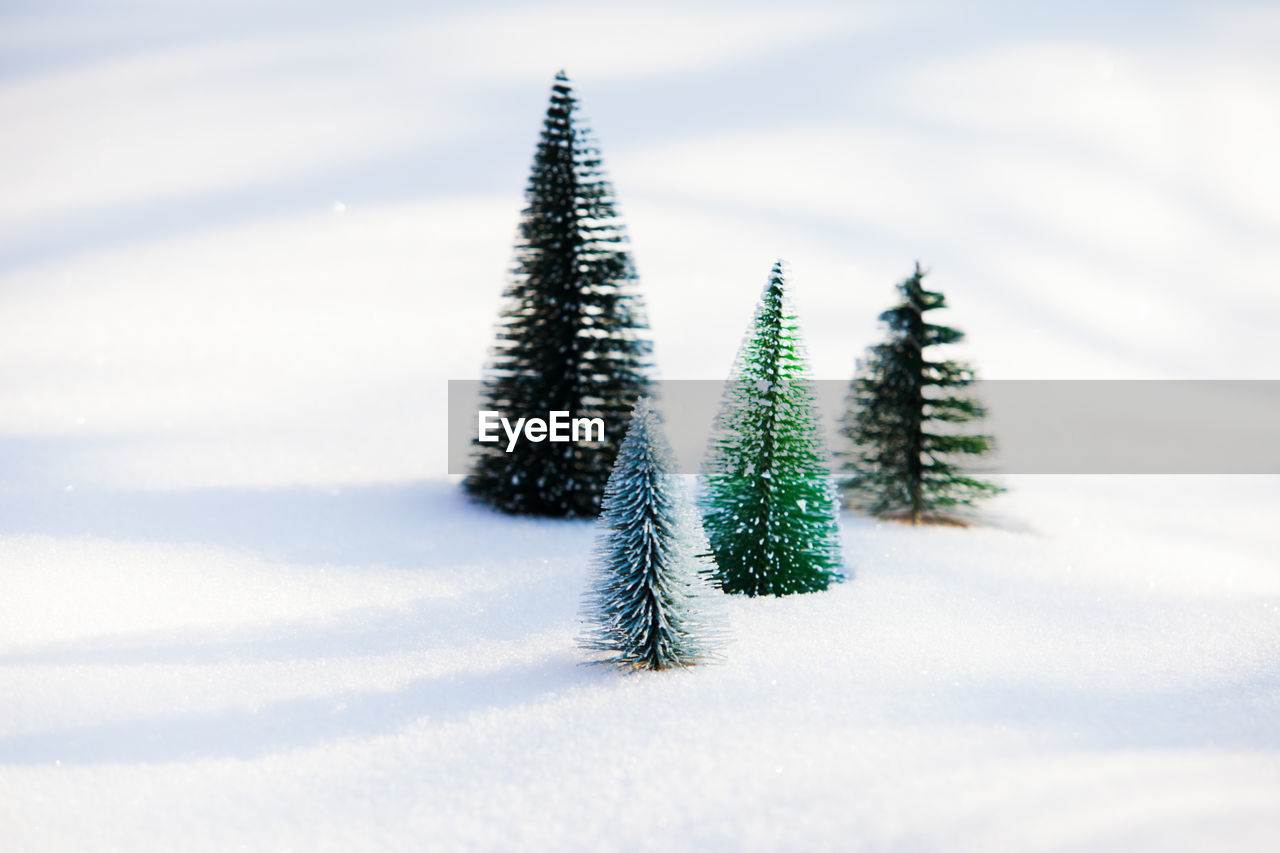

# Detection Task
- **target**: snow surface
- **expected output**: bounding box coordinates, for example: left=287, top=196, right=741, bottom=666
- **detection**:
left=2, top=477, right=1278, bottom=851
left=3, top=0, right=1279, bottom=849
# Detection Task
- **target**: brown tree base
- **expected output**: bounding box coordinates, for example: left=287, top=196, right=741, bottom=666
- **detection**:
left=877, top=509, right=972, bottom=528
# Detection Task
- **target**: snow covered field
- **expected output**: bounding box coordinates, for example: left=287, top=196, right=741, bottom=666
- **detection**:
left=3, top=477, right=1278, bottom=850
left=2, top=1, right=1279, bottom=850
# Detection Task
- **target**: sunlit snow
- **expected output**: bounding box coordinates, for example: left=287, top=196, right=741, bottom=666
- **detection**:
left=1, top=0, right=1278, bottom=850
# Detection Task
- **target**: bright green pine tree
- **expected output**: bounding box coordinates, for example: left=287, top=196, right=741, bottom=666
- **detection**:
left=701, top=262, right=844, bottom=597
left=839, top=262, right=1003, bottom=523
left=465, top=71, right=652, bottom=518
left=580, top=399, right=724, bottom=671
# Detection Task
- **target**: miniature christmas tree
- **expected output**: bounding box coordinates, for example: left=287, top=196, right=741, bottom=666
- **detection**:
left=701, top=262, right=844, bottom=596
left=580, top=399, right=724, bottom=671
left=839, top=262, right=1003, bottom=523
left=465, top=71, right=652, bottom=518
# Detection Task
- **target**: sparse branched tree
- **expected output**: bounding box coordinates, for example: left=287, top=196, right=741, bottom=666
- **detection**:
left=580, top=399, right=725, bottom=671
left=465, top=71, right=652, bottom=517
left=839, top=262, right=1003, bottom=523
left=701, top=262, right=844, bottom=596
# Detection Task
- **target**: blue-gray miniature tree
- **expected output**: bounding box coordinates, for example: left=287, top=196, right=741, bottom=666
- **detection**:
left=701, top=262, right=844, bottom=596
left=580, top=399, right=724, bottom=671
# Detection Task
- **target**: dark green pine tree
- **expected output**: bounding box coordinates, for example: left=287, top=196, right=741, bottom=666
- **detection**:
left=701, top=262, right=844, bottom=597
left=840, top=262, right=1003, bottom=523
left=464, top=71, right=652, bottom=517
left=580, top=399, right=724, bottom=671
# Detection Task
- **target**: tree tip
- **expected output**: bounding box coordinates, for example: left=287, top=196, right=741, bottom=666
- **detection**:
left=768, top=259, right=787, bottom=287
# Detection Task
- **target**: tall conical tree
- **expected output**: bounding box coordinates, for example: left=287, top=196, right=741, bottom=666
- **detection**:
left=701, top=262, right=844, bottom=596
left=580, top=399, right=724, bottom=671
left=465, top=71, right=652, bottom=517
left=840, top=262, right=1003, bottom=523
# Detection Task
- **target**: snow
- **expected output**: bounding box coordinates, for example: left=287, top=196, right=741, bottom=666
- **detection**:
left=2, top=477, right=1278, bottom=850
left=2, top=0, right=1279, bottom=849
